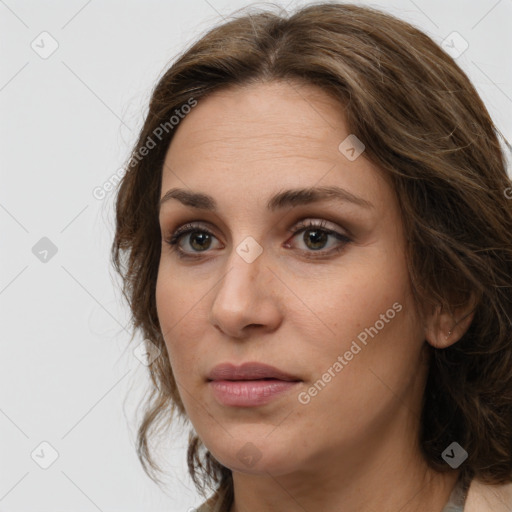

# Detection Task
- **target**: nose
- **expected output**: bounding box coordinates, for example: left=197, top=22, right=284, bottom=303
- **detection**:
left=208, top=246, right=283, bottom=339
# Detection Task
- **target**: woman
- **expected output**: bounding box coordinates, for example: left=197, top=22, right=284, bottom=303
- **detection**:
left=111, top=3, right=512, bottom=511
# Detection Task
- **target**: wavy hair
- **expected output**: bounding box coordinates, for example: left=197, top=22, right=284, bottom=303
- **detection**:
left=111, top=2, right=512, bottom=509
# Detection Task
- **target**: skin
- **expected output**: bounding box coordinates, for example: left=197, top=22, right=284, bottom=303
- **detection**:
left=155, top=80, right=474, bottom=512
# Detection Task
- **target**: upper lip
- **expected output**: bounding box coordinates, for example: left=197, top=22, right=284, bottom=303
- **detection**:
left=207, top=362, right=301, bottom=382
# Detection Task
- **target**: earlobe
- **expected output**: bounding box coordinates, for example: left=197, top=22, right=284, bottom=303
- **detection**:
left=425, top=299, right=476, bottom=349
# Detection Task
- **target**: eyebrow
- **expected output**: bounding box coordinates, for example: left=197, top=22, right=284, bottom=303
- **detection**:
left=158, top=185, right=374, bottom=212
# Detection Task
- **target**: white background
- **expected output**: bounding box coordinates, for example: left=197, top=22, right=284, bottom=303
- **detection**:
left=1, top=1, right=511, bottom=511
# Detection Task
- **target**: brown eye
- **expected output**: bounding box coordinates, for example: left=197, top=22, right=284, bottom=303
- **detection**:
left=187, top=231, right=213, bottom=251
left=301, top=228, right=329, bottom=250
left=165, top=223, right=221, bottom=257
left=286, top=219, right=352, bottom=258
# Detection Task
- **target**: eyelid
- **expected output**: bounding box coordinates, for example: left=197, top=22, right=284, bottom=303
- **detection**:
left=287, top=218, right=342, bottom=235
left=167, top=221, right=221, bottom=246
left=164, top=217, right=352, bottom=260
left=165, top=218, right=346, bottom=243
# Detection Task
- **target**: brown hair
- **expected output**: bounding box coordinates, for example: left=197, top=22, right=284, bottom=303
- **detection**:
left=111, top=2, right=512, bottom=508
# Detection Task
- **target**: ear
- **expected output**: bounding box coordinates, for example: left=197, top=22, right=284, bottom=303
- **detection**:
left=424, top=293, right=477, bottom=349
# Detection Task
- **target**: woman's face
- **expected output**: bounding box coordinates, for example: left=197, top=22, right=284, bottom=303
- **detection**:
left=156, top=80, right=428, bottom=477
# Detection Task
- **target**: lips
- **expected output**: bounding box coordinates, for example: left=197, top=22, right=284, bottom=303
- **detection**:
left=207, top=362, right=302, bottom=407
left=207, top=362, right=301, bottom=382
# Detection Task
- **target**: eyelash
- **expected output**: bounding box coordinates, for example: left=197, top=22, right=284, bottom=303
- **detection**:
left=164, top=219, right=352, bottom=260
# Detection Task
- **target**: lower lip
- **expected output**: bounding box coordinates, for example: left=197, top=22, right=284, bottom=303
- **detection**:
left=209, top=379, right=300, bottom=407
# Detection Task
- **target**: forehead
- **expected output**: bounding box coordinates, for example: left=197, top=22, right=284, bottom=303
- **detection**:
left=166, top=81, right=343, bottom=160
left=161, top=81, right=394, bottom=213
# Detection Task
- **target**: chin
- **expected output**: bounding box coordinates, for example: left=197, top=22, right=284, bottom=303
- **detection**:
left=207, top=437, right=305, bottom=476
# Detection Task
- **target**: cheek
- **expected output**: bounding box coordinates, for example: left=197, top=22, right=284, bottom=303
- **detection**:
left=155, top=266, right=201, bottom=374
left=292, top=240, right=422, bottom=403
left=299, top=244, right=410, bottom=345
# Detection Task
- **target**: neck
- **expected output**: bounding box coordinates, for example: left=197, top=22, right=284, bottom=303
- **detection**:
left=228, top=409, right=460, bottom=512
left=230, top=462, right=459, bottom=512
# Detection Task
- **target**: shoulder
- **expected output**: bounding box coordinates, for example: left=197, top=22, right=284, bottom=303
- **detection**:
left=194, top=487, right=230, bottom=512
left=465, top=477, right=512, bottom=512
left=194, top=495, right=217, bottom=512
left=194, top=496, right=224, bottom=512
left=194, top=498, right=215, bottom=512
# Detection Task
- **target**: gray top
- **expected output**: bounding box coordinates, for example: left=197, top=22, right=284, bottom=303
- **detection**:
left=441, top=475, right=469, bottom=512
